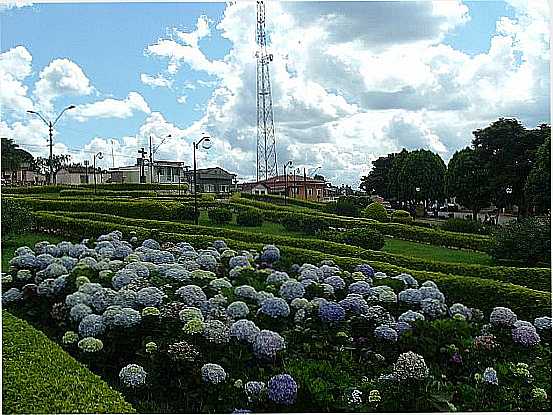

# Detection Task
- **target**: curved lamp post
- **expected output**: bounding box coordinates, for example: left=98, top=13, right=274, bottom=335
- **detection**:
left=27, top=105, right=76, bottom=184
left=283, top=160, right=293, bottom=205
left=93, top=152, right=103, bottom=194
left=193, top=134, right=212, bottom=225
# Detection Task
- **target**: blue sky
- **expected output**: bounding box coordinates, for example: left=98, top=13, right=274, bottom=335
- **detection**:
left=0, top=1, right=548, bottom=185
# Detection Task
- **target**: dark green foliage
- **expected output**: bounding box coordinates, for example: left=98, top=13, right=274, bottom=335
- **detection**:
left=391, top=209, right=413, bottom=224
left=489, top=216, right=551, bottom=266
left=323, top=196, right=361, bottom=217
left=59, top=189, right=158, bottom=197
left=2, top=137, right=35, bottom=175
left=397, top=149, right=447, bottom=203
left=362, top=202, right=389, bottom=222
left=281, top=213, right=329, bottom=234
left=446, top=147, right=491, bottom=219
left=236, top=208, right=263, bottom=226
left=38, top=211, right=551, bottom=292
left=2, top=311, right=135, bottom=414
left=31, top=212, right=552, bottom=317
left=208, top=207, right=233, bottom=224
left=525, top=135, right=551, bottom=213
left=1, top=198, right=34, bottom=235
left=175, top=203, right=200, bottom=221
left=321, top=228, right=385, bottom=251
left=2, top=185, right=70, bottom=194
left=240, top=192, right=324, bottom=210
left=281, top=214, right=304, bottom=231
left=360, top=153, right=396, bottom=198
left=440, top=218, right=495, bottom=235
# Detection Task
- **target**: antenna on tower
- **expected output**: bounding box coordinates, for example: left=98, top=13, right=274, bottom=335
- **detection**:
left=256, top=0, right=278, bottom=181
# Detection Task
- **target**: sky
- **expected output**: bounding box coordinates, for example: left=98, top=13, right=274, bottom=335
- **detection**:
left=0, top=0, right=550, bottom=186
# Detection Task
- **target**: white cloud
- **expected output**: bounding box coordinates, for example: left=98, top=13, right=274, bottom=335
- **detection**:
left=0, top=0, right=33, bottom=10
left=72, top=92, right=150, bottom=122
left=34, top=58, right=93, bottom=114
left=140, top=73, right=173, bottom=88
left=0, top=46, right=34, bottom=114
left=177, top=95, right=187, bottom=104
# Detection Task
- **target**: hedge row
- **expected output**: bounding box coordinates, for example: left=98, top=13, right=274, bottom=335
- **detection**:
left=59, top=189, right=159, bottom=197
left=2, top=310, right=135, bottom=414
left=31, top=214, right=551, bottom=319
left=240, top=192, right=325, bottom=210
left=13, top=197, right=216, bottom=221
left=228, top=200, right=492, bottom=252
left=36, top=211, right=551, bottom=292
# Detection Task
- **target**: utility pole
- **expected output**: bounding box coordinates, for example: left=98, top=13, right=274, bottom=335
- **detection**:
left=138, top=147, right=147, bottom=183
left=27, top=105, right=75, bottom=185
left=149, top=136, right=153, bottom=184
left=84, top=160, right=90, bottom=184
left=303, top=167, right=307, bottom=200
left=111, top=140, right=115, bottom=168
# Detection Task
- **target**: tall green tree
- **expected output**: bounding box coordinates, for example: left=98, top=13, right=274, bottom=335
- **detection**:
left=525, top=135, right=551, bottom=214
left=472, top=119, right=547, bottom=216
left=446, top=147, right=491, bottom=220
left=360, top=153, right=396, bottom=198
left=397, top=149, right=446, bottom=205
left=387, top=149, right=410, bottom=205
left=1, top=138, right=34, bottom=175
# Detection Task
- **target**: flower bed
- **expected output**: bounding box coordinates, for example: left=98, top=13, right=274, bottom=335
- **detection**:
left=2, top=231, right=551, bottom=413
left=36, top=211, right=551, bottom=292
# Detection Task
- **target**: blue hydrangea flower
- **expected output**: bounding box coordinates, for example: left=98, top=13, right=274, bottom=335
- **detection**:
left=260, top=246, right=280, bottom=263
left=70, top=303, right=93, bottom=322
left=395, top=321, right=412, bottom=336
left=534, top=316, right=552, bottom=331
left=512, top=325, right=541, bottom=347
left=394, top=273, right=419, bottom=288
left=78, top=314, right=106, bottom=337
left=234, top=285, right=258, bottom=302
left=202, top=320, right=230, bottom=344
left=279, top=280, right=305, bottom=302
left=142, top=239, right=161, bottom=250
left=398, top=288, right=422, bottom=305
left=419, top=286, right=445, bottom=302
left=119, top=364, right=147, bottom=387
left=266, top=271, right=289, bottom=286
left=90, top=288, right=118, bottom=313
left=483, top=367, right=498, bottom=385
left=210, top=278, right=233, bottom=291
left=339, top=294, right=369, bottom=315
left=399, top=310, right=425, bottom=324
left=201, top=363, right=227, bottom=384
left=245, top=381, right=267, bottom=402
left=449, top=303, right=472, bottom=320
left=227, top=301, right=250, bottom=319
left=102, top=306, right=141, bottom=329
left=15, top=246, right=34, bottom=257
left=176, top=285, right=207, bottom=306
left=374, top=324, right=398, bottom=342
left=114, top=289, right=138, bottom=309
left=490, top=307, right=518, bottom=327
left=196, top=254, right=218, bottom=271
left=112, top=269, right=138, bottom=290
left=319, top=301, right=346, bottom=323
left=213, top=240, right=228, bottom=252
left=124, top=262, right=150, bottom=278
left=253, top=330, right=286, bottom=360
left=137, top=287, right=165, bottom=307
left=256, top=291, right=275, bottom=305
left=267, top=374, right=297, bottom=405
left=2, top=288, right=22, bottom=305
left=354, top=264, right=374, bottom=279
left=259, top=298, right=290, bottom=318
left=421, top=298, right=448, bottom=319
left=230, top=319, right=260, bottom=344
left=319, top=264, right=340, bottom=278
left=370, top=285, right=397, bottom=303
left=229, top=255, right=250, bottom=269
left=324, top=276, right=346, bottom=291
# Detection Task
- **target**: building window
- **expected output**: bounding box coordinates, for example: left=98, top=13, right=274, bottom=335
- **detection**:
left=308, top=188, right=313, bottom=196
left=158, top=167, right=165, bottom=176
left=317, top=189, right=322, bottom=195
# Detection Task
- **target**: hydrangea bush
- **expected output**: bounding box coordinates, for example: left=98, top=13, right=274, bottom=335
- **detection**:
left=2, top=233, right=551, bottom=413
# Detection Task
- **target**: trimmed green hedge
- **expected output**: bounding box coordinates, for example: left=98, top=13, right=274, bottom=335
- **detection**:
left=228, top=200, right=492, bottom=252
left=240, top=192, right=325, bottom=210
left=362, top=202, right=389, bottom=222
left=2, top=310, right=134, bottom=414
left=11, top=197, right=216, bottom=221
left=2, top=183, right=188, bottom=194
left=59, top=189, right=158, bottom=197
left=34, top=211, right=551, bottom=292
left=30, top=214, right=551, bottom=319
left=2, top=185, right=70, bottom=194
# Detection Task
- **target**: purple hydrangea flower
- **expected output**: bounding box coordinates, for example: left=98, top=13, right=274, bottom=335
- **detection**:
left=259, top=297, right=290, bottom=318
left=354, top=264, right=374, bottom=279
left=512, top=325, right=541, bottom=347
left=267, top=374, right=297, bottom=405
left=318, top=301, right=346, bottom=323
left=374, top=324, right=398, bottom=342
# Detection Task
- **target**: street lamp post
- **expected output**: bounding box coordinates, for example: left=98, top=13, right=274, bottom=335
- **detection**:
left=27, top=105, right=76, bottom=184
left=283, top=160, right=293, bottom=205
left=93, top=152, right=103, bottom=194
left=193, top=134, right=212, bottom=225
left=83, top=160, right=90, bottom=184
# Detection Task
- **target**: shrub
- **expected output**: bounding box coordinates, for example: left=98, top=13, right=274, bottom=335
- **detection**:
left=391, top=210, right=413, bottom=224
left=322, top=228, right=385, bottom=251
left=2, top=311, right=134, bottom=414
left=236, top=209, right=263, bottom=227
left=440, top=218, right=495, bottom=235
left=208, top=207, right=233, bottom=225
left=174, top=204, right=200, bottom=221
left=362, top=202, right=389, bottom=222
left=489, top=216, right=551, bottom=266
left=201, top=193, right=216, bottom=202
left=281, top=214, right=303, bottom=232
left=1, top=198, right=34, bottom=235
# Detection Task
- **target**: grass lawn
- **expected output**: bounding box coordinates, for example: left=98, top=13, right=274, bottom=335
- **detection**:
left=383, top=237, right=493, bottom=266
left=2, top=232, right=64, bottom=272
